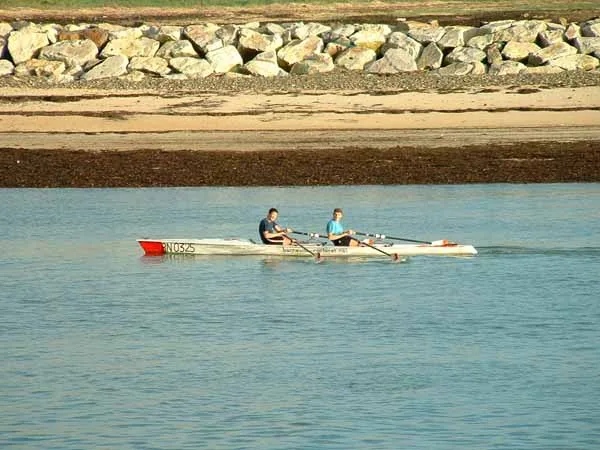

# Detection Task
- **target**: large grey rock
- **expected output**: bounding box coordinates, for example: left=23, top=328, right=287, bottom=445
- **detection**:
left=107, top=26, right=143, bottom=40
left=407, top=24, right=445, bottom=44
left=349, top=29, right=387, bottom=52
left=0, top=59, right=14, bottom=76
left=486, top=44, right=503, bottom=65
left=581, top=21, right=600, bottom=37
left=128, top=56, right=170, bottom=75
left=488, top=60, right=527, bottom=75
left=329, top=24, right=356, bottom=38
left=292, top=22, right=331, bottom=40
left=335, top=47, right=377, bottom=70
left=501, top=41, right=540, bottom=62
left=14, top=59, right=65, bottom=77
left=548, top=54, right=599, bottom=71
left=100, top=37, right=159, bottom=58
left=436, top=62, right=474, bottom=76
left=238, top=28, right=283, bottom=60
left=184, top=23, right=221, bottom=54
left=205, top=45, right=243, bottom=73
left=365, top=48, right=417, bottom=73
left=528, top=42, right=577, bottom=66
left=444, top=46, right=486, bottom=64
left=277, top=36, right=323, bottom=70
left=324, top=37, right=353, bottom=57
left=381, top=32, right=422, bottom=59
left=39, top=39, right=98, bottom=68
left=7, top=29, right=50, bottom=64
left=480, top=20, right=514, bottom=34
left=466, top=33, right=495, bottom=50
left=290, top=53, right=334, bottom=74
left=156, top=40, right=198, bottom=59
left=216, top=25, right=239, bottom=46
left=58, top=27, right=108, bottom=49
left=564, top=23, right=581, bottom=41
left=262, top=23, right=285, bottom=36
left=495, top=21, right=546, bottom=43
left=438, top=26, right=476, bottom=49
left=143, top=25, right=182, bottom=43
left=82, top=55, right=128, bottom=80
left=538, top=29, right=565, bottom=47
left=0, top=22, right=13, bottom=38
left=169, top=56, right=213, bottom=78
left=245, top=54, right=288, bottom=77
left=573, top=37, right=600, bottom=55
left=525, top=65, right=565, bottom=74
left=417, top=42, right=443, bottom=70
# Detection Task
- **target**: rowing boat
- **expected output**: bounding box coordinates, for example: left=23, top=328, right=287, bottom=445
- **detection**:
left=137, top=238, right=478, bottom=257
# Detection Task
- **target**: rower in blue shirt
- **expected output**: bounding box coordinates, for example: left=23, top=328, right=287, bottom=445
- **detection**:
left=259, top=208, right=293, bottom=245
left=326, top=208, right=358, bottom=247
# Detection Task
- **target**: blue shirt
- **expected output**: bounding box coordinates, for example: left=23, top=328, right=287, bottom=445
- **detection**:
left=326, top=219, right=344, bottom=236
left=259, top=218, right=278, bottom=244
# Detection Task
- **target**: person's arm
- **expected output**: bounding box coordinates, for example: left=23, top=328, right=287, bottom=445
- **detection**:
left=327, top=223, right=354, bottom=241
left=264, top=223, right=292, bottom=240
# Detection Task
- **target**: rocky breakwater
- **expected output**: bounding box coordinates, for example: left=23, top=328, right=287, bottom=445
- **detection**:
left=0, top=17, right=599, bottom=82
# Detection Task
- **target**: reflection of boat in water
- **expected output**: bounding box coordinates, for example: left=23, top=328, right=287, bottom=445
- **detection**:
left=137, top=238, right=478, bottom=258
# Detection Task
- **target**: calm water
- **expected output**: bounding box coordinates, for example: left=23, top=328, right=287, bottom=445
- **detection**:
left=1, top=184, right=599, bottom=449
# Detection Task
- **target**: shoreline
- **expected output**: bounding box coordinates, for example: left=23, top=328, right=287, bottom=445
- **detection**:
left=3, top=142, right=600, bottom=187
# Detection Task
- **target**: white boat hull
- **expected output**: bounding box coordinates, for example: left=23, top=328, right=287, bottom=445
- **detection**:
left=137, top=238, right=478, bottom=257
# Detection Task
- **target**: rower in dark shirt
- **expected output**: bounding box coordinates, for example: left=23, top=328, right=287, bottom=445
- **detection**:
left=259, top=208, right=293, bottom=245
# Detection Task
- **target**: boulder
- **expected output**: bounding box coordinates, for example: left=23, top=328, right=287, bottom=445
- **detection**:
left=335, top=47, right=377, bottom=70
left=100, top=37, right=159, bottom=58
left=290, top=53, right=334, bottom=74
left=480, top=20, right=514, bottom=34
left=417, top=42, right=443, bottom=70
left=292, top=22, right=331, bottom=40
left=143, top=25, right=182, bottom=43
left=494, top=21, right=545, bottom=43
left=573, top=37, right=600, bottom=55
left=183, top=23, right=221, bottom=54
left=82, top=55, right=128, bottom=80
left=156, top=40, right=198, bottom=59
left=14, top=59, right=65, bottom=77
left=466, top=33, right=495, bottom=50
left=245, top=58, right=288, bottom=77
left=324, top=37, right=353, bottom=57
left=205, top=45, right=243, bottom=73
left=581, top=21, right=600, bottom=37
left=39, top=39, right=98, bottom=68
left=538, top=29, right=565, bottom=47
left=528, top=42, right=577, bottom=66
left=488, top=60, right=527, bottom=75
left=365, top=48, right=417, bottom=73
left=277, top=36, right=323, bottom=70
left=444, top=46, right=486, bottom=64
left=436, top=62, right=474, bottom=76
left=349, top=29, right=387, bottom=52
left=381, top=32, right=422, bottom=59
left=169, top=56, right=213, bottom=78
left=548, top=54, right=599, bottom=71
left=0, top=22, right=13, bottom=38
left=407, top=25, right=445, bottom=44
left=128, top=56, right=170, bottom=75
left=0, top=59, right=14, bottom=76
left=58, top=27, right=108, bottom=49
left=7, top=29, right=50, bottom=65
left=501, top=41, right=540, bottom=62
left=238, top=28, right=283, bottom=60
left=437, top=26, right=477, bottom=49
left=564, top=23, right=581, bottom=41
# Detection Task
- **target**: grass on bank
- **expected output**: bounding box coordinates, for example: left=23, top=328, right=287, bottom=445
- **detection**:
left=2, top=0, right=598, bottom=10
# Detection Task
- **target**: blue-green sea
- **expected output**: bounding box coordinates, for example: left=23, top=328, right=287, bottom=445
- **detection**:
left=2, top=184, right=599, bottom=449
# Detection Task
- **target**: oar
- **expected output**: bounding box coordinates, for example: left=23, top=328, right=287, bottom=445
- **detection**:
left=350, top=236, right=400, bottom=262
left=291, top=230, right=324, bottom=240
left=283, top=234, right=322, bottom=261
left=356, top=231, right=432, bottom=245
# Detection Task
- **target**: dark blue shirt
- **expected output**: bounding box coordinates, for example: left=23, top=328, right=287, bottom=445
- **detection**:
left=259, top=218, right=278, bottom=244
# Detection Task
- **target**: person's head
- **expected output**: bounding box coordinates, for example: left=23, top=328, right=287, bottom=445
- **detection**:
left=332, top=208, right=343, bottom=221
left=267, top=208, right=279, bottom=221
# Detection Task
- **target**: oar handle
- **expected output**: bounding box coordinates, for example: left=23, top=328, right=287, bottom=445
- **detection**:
left=292, top=230, right=324, bottom=239
left=356, top=231, right=431, bottom=245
